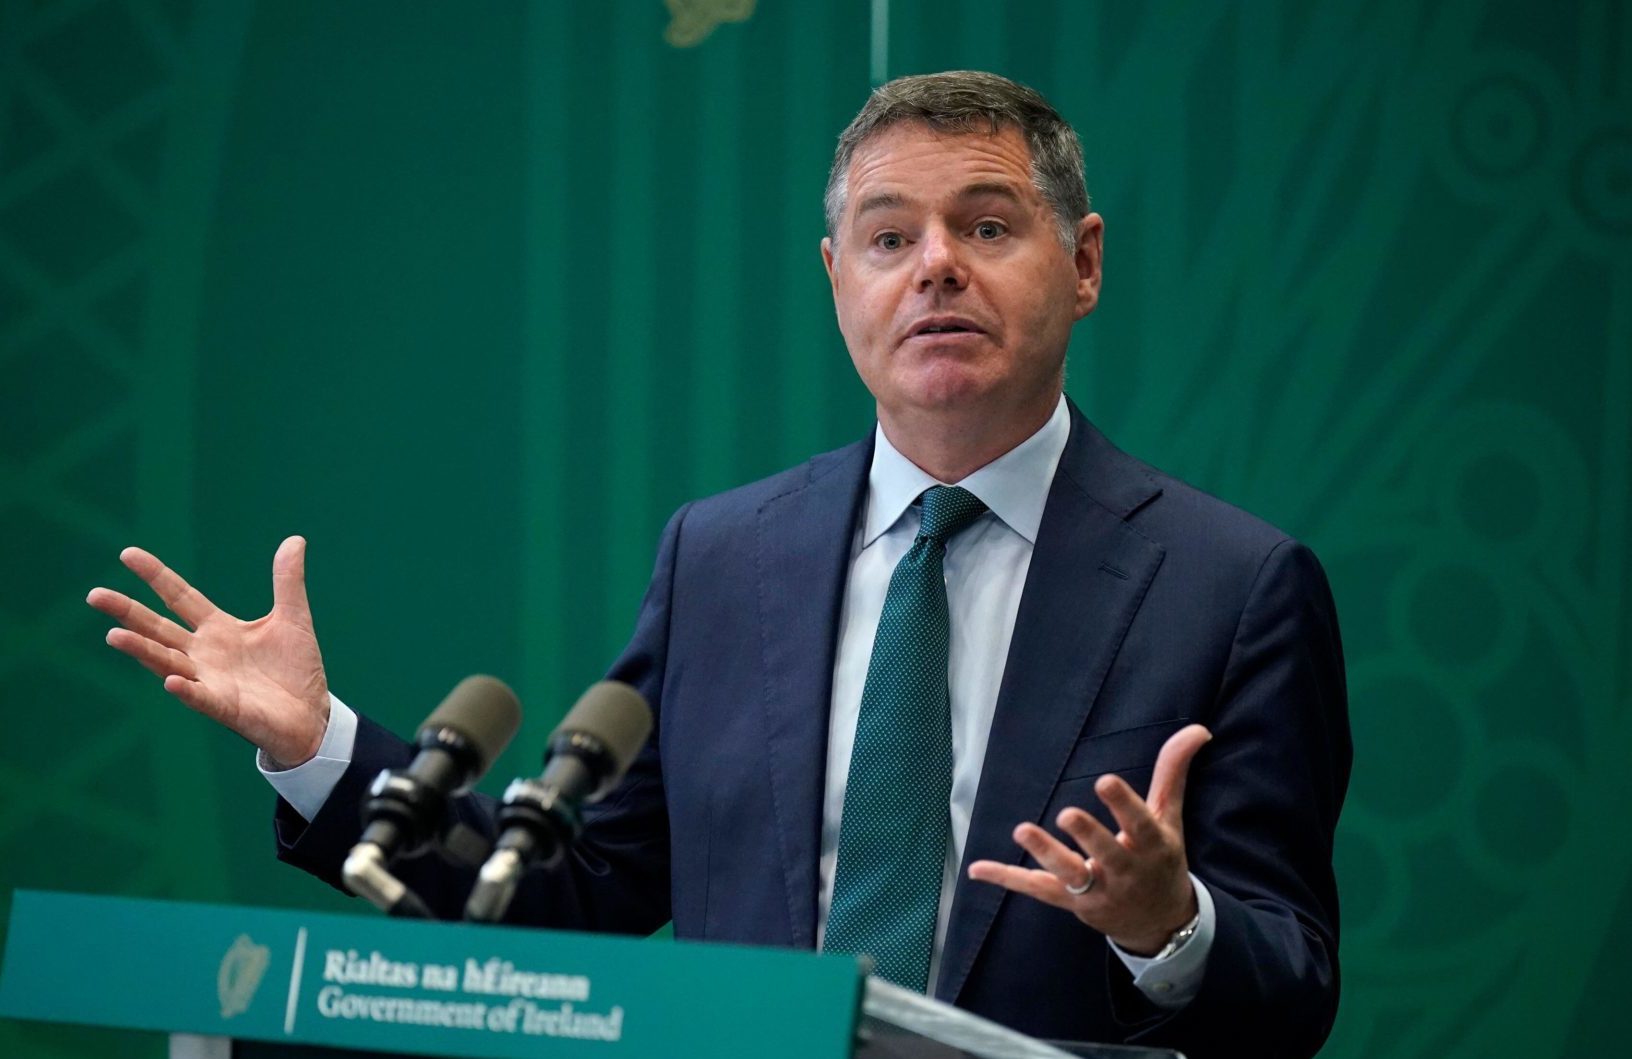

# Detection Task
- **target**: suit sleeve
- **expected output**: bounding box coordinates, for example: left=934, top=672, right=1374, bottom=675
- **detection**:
left=272, top=503, right=691, bottom=935
left=1115, top=537, right=1352, bottom=1058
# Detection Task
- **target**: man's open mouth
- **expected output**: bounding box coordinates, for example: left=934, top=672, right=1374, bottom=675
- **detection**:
left=908, top=317, right=984, bottom=338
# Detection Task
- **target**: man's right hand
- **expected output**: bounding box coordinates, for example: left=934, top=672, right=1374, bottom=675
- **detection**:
left=87, top=535, right=332, bottom=767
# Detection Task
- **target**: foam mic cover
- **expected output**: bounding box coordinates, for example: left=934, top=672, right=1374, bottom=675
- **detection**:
left=555, top=680, right=652, bottom=796
left=419, top=674, right=523, bottom=778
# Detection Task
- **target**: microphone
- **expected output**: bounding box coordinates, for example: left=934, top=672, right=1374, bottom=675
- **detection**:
left=342, top=675, right=523, bottom=917
left=464, top=680, right=652, bottom=923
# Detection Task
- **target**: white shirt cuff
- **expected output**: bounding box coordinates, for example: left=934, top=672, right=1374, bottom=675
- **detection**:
left=1108, top=872, right=1216, bottom=1009
left=256, top=692, right=358, bottom=822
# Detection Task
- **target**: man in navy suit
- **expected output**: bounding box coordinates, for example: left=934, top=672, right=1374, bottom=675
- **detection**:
left=91, top=72, right=1349, bottom=1057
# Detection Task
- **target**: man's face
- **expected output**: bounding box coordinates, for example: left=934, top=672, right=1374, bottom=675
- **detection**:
left=822, top=122, right=1102, bottom=426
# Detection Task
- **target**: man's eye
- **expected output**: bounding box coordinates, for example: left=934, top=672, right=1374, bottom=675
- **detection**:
left=875, top=232, right=904, bottom=251
left=975, top=221, right=1007, bottom=239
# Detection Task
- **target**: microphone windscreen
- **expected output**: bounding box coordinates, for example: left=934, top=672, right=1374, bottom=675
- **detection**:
left=558, top=680, right=653, bottom=777
left=420, top=674, right=523, bottom=776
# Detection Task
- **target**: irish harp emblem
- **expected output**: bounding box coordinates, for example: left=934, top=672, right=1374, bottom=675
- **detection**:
left=217, top=934, right=271, bottom=1019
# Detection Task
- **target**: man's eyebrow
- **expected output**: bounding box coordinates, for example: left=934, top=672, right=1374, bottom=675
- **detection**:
left=850, top=182, right=1027, bottom=222
left=956, top=181, right=1026, bottom=205
left=854, top=192, right=910, bottom=218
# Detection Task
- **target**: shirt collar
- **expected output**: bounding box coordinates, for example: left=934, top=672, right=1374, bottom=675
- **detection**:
left=862, top=394, right=1071, bottom=548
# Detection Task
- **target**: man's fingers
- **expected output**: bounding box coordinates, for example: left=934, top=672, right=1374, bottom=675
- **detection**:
left=967, top=860, right=1075, bottom=910
left=119, top=547, right=220, bottom=628
left=163, top=674, right=231, bottom=721
left=1148, top=724, right=1213, bottom=822
left=270, top=536, right=312, bottom=620
left=1090, top=774, right=1163, bottom=849
left=87, top=587, right=190, bottom=650
left=106, top=628, right=197, bottom=681
left=1054, top=806, right=1131, bottom=872
left=1015, top=820, right=1117, bottom=883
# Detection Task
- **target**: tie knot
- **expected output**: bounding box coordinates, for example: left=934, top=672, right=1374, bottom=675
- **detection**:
left=916, top=485, right=987, bottom=542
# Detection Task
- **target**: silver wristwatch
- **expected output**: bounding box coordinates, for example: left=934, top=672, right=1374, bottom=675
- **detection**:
left=1152, top=910, right=1203, bottom=961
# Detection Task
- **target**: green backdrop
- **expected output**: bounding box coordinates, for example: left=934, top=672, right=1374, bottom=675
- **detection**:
left=2, top=1, right=1628, bottom=1056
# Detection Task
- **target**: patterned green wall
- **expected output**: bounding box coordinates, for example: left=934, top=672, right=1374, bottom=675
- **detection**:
left=1, top=1, right=1627, bottom=1056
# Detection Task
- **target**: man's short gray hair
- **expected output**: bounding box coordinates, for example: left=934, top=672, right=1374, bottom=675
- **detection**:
left=823, top=71, right=1090, bottom=253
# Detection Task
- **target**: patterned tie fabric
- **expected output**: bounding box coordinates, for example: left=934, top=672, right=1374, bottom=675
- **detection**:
left=823, top=485, right=988, bottom=991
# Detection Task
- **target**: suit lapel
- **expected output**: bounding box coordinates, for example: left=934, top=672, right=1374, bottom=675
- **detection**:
left=754, top=437, right=872, bottom=947
left=935, top=406, right=1166, bottom=1003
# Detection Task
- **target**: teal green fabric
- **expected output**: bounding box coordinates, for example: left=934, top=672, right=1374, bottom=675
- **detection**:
left=823, top=486, right=987, bottom=991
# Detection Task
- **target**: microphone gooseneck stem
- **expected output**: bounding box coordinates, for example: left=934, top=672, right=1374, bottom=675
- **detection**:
left=463, top=787, right=568, bottom=923
left=341, top=841, right=431, bottom=919
left=461, top=680, right=652, bottom=923
left=465, top=847, right=524, bottom=924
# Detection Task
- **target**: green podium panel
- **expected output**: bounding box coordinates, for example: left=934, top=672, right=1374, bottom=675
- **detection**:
left=0, top=891, right=863, bottom=1058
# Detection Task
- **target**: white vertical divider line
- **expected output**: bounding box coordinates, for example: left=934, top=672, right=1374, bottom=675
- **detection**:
left=283, top=926, right=308, bottom=1034
left=871, top=0, right=890, bottom=86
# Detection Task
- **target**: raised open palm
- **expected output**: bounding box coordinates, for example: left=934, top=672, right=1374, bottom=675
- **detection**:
left=87, top=535, right=331, bottom=766
left=968, top=724, right=1212, bottom=954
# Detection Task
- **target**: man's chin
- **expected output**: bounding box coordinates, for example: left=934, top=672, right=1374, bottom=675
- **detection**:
left=892, top=366, right=998, bottom=412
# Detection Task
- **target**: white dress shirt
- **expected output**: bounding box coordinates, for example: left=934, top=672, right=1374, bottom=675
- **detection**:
left=814, top=395, right=1212, bottom=1004
left=263, top=394, right=1213, bottom=1006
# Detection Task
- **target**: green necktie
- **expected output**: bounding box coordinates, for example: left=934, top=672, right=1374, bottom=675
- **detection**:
left=823, top=485, right=988, bottom=991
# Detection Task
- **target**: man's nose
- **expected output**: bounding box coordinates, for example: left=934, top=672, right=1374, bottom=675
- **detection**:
left=915, top=227, right=969, bottom=292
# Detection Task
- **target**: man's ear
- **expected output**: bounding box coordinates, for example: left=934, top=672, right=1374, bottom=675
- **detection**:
left=1073, top=213, right=1104, bottom=320
left=821, top=236, right=836, bottom=287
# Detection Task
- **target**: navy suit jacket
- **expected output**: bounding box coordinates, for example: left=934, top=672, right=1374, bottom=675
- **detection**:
left=278, top=401, right=1351, bottom=1057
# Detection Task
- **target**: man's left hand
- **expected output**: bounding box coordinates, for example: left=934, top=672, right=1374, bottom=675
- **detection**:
left=968, top=724, right=1212, bottom=955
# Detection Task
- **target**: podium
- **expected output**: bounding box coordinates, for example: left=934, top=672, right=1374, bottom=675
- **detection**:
left=0, top=891, right=1182, bottom=1058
